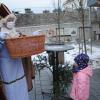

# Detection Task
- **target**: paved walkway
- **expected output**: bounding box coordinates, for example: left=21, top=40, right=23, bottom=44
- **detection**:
left=29, top=67, right=100, bottom=100
left=89, top=68, right=100, bottom=100
left=29, top=41, right=100, bottom=100
left=29, top=68, right=53, bottom=100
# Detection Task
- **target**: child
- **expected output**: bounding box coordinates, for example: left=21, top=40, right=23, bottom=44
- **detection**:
left=70, top=53, right=92, bottom=100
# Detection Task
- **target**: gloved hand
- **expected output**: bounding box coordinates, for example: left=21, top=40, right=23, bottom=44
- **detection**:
left=0, top=32, right=8, bottom=39
left=72, top=65, right=80, bottom=73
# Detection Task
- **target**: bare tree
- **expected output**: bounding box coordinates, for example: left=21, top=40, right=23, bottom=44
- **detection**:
left=52, top=0, right=65, bottom=43
left=63, top=0, right=87, bottom=54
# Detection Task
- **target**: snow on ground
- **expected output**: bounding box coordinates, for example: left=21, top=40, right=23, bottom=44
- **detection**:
left=32, top=43, right=100, bottom=69
left=65, top=44, right=100, bottom=69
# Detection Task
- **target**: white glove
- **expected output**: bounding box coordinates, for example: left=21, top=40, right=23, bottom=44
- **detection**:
left=0, top=32, right=7, bottom=39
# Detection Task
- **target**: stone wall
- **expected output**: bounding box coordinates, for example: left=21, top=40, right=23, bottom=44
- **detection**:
left=15, top=9, right=100, bottom=42
left=15, top=11, right=79, bottom=27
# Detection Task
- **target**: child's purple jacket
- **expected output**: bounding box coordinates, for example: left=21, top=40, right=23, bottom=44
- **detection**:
left=70, top=66, right=93, bottom=100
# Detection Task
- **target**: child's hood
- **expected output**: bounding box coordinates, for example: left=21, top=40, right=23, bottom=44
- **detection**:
left=80, top=66, right=93, bottom=77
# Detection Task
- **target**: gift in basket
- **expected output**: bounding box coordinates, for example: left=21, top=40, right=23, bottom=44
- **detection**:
left=5, top=35, right=45, bottom=58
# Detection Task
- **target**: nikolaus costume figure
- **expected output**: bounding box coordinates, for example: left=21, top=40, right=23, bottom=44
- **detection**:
left=0, top=3, right=29, bottom=100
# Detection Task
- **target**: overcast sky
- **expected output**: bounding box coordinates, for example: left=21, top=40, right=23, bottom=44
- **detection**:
left=1, top=0, right=67, bottom=13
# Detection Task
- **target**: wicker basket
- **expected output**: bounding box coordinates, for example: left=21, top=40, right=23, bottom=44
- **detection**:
left=5, top=35, right=45, bottom=58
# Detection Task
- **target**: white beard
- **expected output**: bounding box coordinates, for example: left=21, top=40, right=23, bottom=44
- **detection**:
left=6, top=22, right=15, bottom=29
left=1, top=27, right=19, bottom=39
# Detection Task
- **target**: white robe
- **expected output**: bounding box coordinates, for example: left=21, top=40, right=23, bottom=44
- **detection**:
left=0, top=30, right=29, bottom=100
